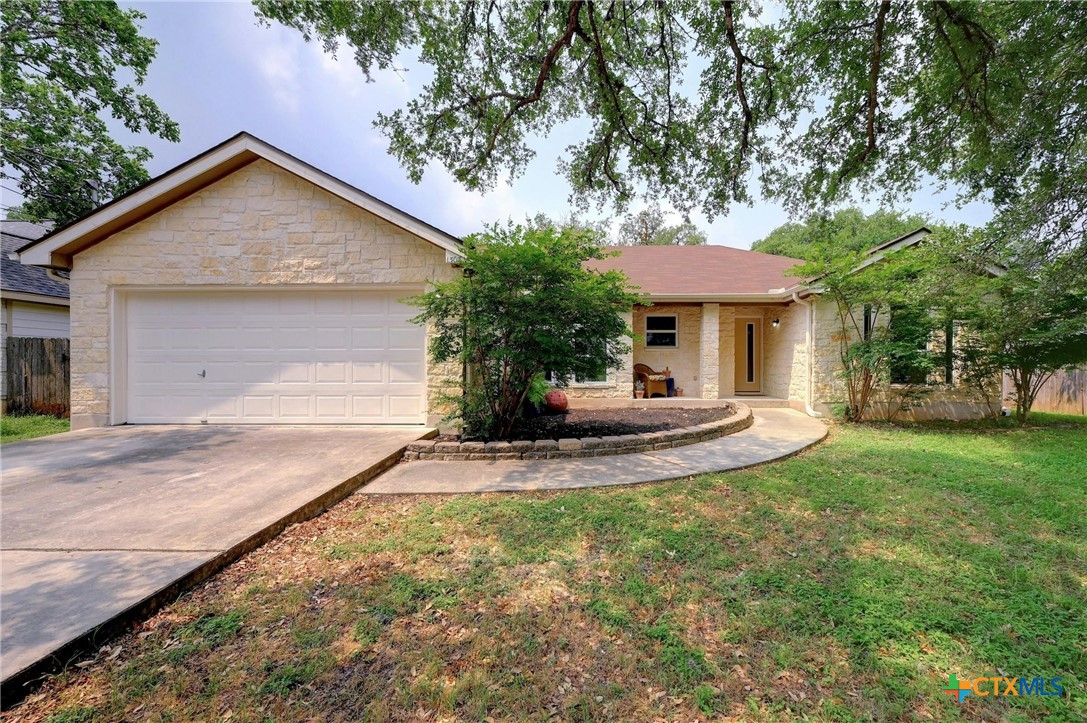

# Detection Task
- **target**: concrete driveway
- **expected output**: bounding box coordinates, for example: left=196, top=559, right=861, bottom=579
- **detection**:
left=0, top=424, right=428, bottom=697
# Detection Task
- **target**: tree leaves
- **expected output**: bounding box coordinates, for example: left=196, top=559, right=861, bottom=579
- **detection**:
left=256, top=0, right=1086, bottom=261
left=1, top=0, right=179, bottom=224
left=408, top=224, right=643, bottom=439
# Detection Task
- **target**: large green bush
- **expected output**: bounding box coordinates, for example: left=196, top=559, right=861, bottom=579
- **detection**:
left=410, top=225, right=642, bottom=440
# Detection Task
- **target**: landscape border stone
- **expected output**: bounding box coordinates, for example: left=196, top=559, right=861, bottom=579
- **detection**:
left=402, top=404, right=754, bottom=462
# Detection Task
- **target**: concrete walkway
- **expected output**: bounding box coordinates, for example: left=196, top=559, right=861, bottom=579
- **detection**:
left=0, top=424, right=428, bottom=700
left=360, top=409, right=827, bottom=494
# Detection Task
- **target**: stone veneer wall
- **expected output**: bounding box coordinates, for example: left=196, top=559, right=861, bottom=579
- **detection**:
left=717, top=306, right=737, bottom=396
left=699, top=304, right=720, bottom=399
left=68, top=159, right=460, bottom=429
left=809, top=297, right=998, bottom=420
left=633, top=304, right=703, bottom=396
left=761, top=301, right=807, bottom=401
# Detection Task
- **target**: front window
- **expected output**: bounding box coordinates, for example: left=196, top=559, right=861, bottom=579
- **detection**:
left=544, top=368, right=609, bottom=386
left=645, top=314, right=678, bottom=347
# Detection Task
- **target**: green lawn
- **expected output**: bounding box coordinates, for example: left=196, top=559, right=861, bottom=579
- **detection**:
left=0, top=413, right=69, bottom=444
left=13, top=416, right=1086, bottom=722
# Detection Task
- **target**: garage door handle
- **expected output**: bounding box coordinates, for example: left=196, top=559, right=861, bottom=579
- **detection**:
left=197, top=369, right=206, bottom=378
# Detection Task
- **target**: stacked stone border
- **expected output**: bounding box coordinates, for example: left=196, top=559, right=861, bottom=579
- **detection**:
left=403, top=404, right=753, bottom=462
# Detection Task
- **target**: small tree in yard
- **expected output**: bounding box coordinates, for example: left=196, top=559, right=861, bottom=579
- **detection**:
left=795, top=245, right=936, bottom=422
left=947, top=259, right=1087, bottom=423
left=410, top=225, right=642, bottom=440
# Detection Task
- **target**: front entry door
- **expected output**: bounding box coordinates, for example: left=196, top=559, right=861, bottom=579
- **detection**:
left=734, top=318, right=762, bottom=394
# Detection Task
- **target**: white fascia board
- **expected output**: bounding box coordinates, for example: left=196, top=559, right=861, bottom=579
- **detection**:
left=19, top=133, right=463, bottom=268
left=645, top=292, right=796, bottom=303
left=0, top=290, right=70, bottom=306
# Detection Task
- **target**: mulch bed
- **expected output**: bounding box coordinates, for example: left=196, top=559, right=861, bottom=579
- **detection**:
left=446, top=404, right=737, bottom=442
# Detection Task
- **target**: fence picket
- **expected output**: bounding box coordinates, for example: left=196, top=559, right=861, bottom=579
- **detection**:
left=4, top=337, right=70, bottom=417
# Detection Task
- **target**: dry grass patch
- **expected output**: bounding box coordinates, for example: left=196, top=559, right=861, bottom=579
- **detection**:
left=5, top=416, right=1085, bottom=721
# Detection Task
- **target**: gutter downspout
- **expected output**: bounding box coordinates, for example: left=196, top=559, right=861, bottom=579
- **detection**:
left=791, top=291, right=823, bottom=418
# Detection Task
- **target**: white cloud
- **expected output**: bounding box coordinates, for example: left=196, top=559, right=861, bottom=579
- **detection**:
left=253, top=30, right=302, bottom=115
left=423, top=162, right=531, bottom=234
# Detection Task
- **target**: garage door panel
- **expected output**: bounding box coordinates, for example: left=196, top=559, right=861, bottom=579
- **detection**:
left=350, top=295, right=389, bottom=315
left=125, top=290, right=426, bottom=424
left=351, top=362, right=384, bottom=383
left=389, top=395, right=424, bottom=419
left=240, top=395, right=275, bottom=419
left=207, top=394, right=243, bottom=420
left=351, top=396, right=384, bottom=418
left=239, top=362, right=277, bottom=384
left=389, top=361, right=425, bottom=383
left=204, top=327, right=242, bottom=350
left=277, top=362, right=312, bottom=384
left=351, top=327, right=387, bottom=350
left=279, top=395, right=313, bottom=418
left=314, top=327, right=349, bottom=350
left=388, top=327, right=424, bottom=350
left=276, top=327, right=313, bottom=351
left=169, top=327, right=207, bottom=351
left=315, top=362, right=348, bottom=384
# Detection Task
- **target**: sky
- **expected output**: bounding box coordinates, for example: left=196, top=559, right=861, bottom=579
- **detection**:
left=32, top=1, right=993, bottom=249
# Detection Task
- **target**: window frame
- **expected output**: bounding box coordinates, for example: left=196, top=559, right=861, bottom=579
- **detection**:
left=942, top=319, right=955, bottom=385
left=543, top=368, right=612, bottom=388
left=644, top=313, right=679, bottom=348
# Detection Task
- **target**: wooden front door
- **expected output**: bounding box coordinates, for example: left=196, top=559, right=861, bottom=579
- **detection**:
left=734, top=318, right=762, bottom=394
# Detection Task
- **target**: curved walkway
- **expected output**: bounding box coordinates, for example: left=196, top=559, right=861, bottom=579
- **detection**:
left=360, top=408, right=828, bottom=495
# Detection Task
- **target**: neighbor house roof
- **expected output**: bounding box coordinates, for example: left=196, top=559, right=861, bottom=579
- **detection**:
left=17, top=132, right=463, bottom=270
left=1, top=221, right=69, bottom=303
left=586, top=245, right=805, bottom=300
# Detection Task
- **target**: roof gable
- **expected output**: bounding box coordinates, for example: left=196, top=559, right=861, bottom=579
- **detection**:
left=17, top=132, right=462, bottom=269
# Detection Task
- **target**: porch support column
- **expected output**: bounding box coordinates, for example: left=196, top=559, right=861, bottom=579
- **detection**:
left=618, top=310, right=635, bottom=397
left=700, top=303, right=720, bottom=399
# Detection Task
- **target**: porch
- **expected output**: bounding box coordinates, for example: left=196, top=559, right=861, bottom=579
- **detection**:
left=563, top=302, right=808, bottom=405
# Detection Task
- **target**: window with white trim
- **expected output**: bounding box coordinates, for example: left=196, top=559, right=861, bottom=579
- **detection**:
left=645, top=314, right=678, bottom=347
left=544, top=368, right=610, bottom=386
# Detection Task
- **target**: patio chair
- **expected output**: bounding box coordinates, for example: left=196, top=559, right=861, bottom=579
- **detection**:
left=634, top=363, right=671, bottom=398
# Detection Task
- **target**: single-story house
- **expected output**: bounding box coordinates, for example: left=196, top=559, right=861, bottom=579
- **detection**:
left=2, top=220, right=70, bottom=410
left=16, top=132, right=991, bottom=430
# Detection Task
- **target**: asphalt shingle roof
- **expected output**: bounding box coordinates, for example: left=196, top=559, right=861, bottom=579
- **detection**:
left=585, top=245, right=805, bottom=296
left=1, top=220, right=69, bottom=300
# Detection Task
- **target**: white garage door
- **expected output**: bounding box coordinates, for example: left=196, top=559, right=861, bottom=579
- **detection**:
left=125, top=290, right=427, bottom=424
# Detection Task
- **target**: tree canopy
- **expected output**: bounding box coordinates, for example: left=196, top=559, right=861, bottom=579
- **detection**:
left=919, top=230, right=1087, bottom=422
left=615, top=204, right=707, bottom=246
left=255, top=0, right=1086, bottom=263
left=752, top=208, right=929, bottom=261
left=1, top=0, right=179, bottom=224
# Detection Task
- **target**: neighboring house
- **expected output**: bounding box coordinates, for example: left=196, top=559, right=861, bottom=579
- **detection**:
left=16, top=132, right=990, bottom=430
left=2, top=220, right=70, bottom=411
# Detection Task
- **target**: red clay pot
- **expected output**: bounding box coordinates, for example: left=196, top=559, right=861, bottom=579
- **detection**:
left=544, top=389, right=569, bottom=414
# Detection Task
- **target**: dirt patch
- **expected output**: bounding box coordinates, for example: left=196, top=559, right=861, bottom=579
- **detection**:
left=445, top=404, right=736, bottom=442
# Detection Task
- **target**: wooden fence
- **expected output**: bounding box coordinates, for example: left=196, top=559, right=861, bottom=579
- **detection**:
left=4, top=337, right=70, bottom=417
left=1003, top=368, right=1087, bottom=416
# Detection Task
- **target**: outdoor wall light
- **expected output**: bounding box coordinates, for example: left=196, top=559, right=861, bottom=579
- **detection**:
left=771, top=318, right=780, bottom=328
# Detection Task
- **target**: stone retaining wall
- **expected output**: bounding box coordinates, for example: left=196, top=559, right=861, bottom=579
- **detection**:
left=403, top=404, right=753, bottom=462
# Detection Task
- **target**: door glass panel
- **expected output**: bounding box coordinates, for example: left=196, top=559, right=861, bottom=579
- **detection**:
left=747, top=323, right=754, bottom=383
